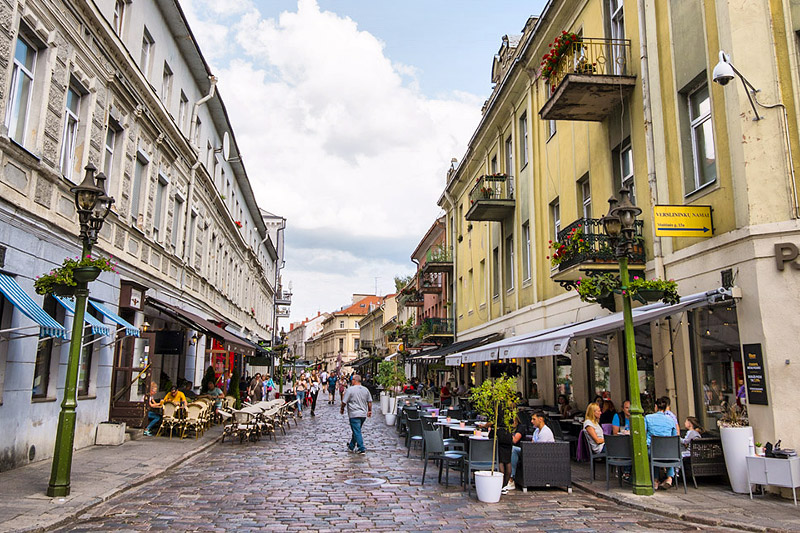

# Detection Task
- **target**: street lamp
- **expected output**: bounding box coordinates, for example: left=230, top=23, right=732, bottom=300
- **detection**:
left=601, top=188, right=653, bottom=496
left=47, top=164, right=114, bottom=497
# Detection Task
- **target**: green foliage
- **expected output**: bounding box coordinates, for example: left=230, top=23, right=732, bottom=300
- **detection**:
left=470, top=376, right=518, bottom=473
left=576, top=273, right=680, bottom=307
left=34, top=254, right=116, bottom=295
left=228, top=373, right=241, bottom=408
left=377, top=359, right=405, bottom=397
left=548, top=224, right=591, bottom=267
left=628, top=276, right=680, bottom=305
left=394, top=274, right=414, bottom=292
left=575, top=273, right=619, bottom=304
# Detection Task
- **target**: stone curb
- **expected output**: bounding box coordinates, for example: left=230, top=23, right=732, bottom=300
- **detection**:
left=572, top=479, right=791, bottom=533
left=17, top=434, right=222, bottom=533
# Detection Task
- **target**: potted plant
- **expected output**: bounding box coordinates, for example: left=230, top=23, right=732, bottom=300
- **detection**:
left=540, top=30, right=580, bottom=92
left=469, top=375, right=517, bottom=502
left=377, top=359, right=405, bottom=425
left=718, top=404, right=752, bottom=493
left=34, top=254, right=116, bottom=296
left=628, top=276, right=680, bottom=305
left=548, top=225, right=591, bottom=268
left=575, top=273, right=620, bottom=312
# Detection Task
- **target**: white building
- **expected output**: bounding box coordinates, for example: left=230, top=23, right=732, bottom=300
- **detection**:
left=0, top=0, right=283, bottom=471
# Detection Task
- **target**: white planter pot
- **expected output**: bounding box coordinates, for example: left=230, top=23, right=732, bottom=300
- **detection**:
left=387, top=396, right=397, bottom=415
left=474, top=471, right=505, bottom=503
left=720, top=426, right=754, bottom=493
left=380, top=393, right=389, bottom=414
left=385, top=413, right=397, bottom=426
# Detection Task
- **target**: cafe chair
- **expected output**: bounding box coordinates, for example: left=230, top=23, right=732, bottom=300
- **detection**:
left=421, top=428, right=465, bottom=488
left=604, top=434, right=633, bottom=490
left=406, top=418, right=424, bottom=458
left=181, top=403, right=205, bottom=439
left=583, top=429, right=607, bottom=482
left=650, top=436, right=688, bottom=493
left=156, top=402, right=180, bottom=438
left=465, top=437, right=495, bottom=496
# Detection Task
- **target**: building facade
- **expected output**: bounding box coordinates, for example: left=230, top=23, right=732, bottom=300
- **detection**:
left=306, top=294, right=381, bottom=370
left=440, top=0, right=800, bottom=449
left=0, top=0, right=282, bottom=471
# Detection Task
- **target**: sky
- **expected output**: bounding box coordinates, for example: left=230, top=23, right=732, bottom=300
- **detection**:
left=180, top=0, right=547, bottom=325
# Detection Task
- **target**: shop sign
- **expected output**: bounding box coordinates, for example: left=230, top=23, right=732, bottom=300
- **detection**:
left=742, top=343, right=768, bottom=405
left=653, top=205, right=713, bottom=237
left=775, top=243, right=800, bottom=270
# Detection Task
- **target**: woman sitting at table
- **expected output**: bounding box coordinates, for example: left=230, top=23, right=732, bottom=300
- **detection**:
left=599, top=399, right=617, bottom=426
left=583, top=403, right=605, bottom=455
left=488, top=408, right=515, bottom=495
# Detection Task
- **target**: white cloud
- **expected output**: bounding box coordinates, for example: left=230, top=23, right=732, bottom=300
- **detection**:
left=182, top=0, right=481, bottom=322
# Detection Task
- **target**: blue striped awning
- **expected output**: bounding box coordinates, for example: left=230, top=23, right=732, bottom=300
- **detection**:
left=88, top=300, right=139, bottom=337
left=54, top=296, right=112, bottom=336
left=0, top=273, right=68, bottom=339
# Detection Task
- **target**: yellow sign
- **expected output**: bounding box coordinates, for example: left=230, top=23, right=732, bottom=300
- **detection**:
left=653, top=205, right=713, bottom=238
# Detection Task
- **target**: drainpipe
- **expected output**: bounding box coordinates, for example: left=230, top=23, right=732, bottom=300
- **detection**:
left=443, top=190, right=457, bottom=340
left=189, top=76, right=217, bottom=148
left=638, top=0, right=665, bottom=279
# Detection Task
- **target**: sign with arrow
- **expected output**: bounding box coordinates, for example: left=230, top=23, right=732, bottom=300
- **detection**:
left=653, top=205, right=713, bottom=238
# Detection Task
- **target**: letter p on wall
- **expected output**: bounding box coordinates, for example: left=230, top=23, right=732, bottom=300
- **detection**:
left=775, top=243, right=800, bottom=270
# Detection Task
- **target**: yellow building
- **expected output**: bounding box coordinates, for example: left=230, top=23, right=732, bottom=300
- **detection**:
left=309, top=295, right=382, bottom=371
left=440, top=1, right=800, bottom=450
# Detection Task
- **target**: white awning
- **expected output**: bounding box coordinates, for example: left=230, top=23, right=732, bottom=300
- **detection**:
left=459, top=289, right=727, bottom=363
left=444, top=354, right=461, bottom=366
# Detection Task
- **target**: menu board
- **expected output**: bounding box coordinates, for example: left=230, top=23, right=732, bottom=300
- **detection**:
left=743, top=343, right=768, bottom=405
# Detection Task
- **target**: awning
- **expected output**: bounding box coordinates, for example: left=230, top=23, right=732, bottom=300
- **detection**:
left=89, top=300, right=139, bottom=336
left=459, top=324, right=571, bottom=364
left=145, top=297, right=254, bottom=356
left=349, top=356, right=372, bottom=367
left=54, top=296, right=112, bottom=336
left=411, top=333, right=500, bottom=364
left=0, top=273, right=67, bottom=339
left=477, top=289, right=725, bottom=361
left=225, top=326, right=266, bottom=355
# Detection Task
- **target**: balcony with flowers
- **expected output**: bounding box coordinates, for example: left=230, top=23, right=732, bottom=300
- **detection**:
left=549, top=217, right=645, bottom=286
left=538, top=32, right=636, bottom=122
left=419, top=273, right=443, bottom=294
left=422, top=244, right=453, bottom=275
left=465, top=174, right=515, bottom=221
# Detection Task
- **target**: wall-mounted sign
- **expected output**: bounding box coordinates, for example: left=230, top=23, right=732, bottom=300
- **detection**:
left=653, top=205, right=713, bottom=237
left=742, top=343, right=768, bottom=405
left=775, top=243, right=800, bottom=271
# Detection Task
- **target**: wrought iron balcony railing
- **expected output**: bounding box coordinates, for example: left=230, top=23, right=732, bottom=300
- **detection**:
left=546, top=38, right=632, bottom=91
left=423, top=317, right=454, bottom=336
left=551, top=217, right=645, bottom=275
left=466, top=174, right=515, bottom=221
left=420, top=273, right=443, bottom=293
left=398, top=290, right=424, bottom=307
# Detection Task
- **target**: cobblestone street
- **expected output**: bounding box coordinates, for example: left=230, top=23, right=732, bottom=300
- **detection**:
left=52, top=395, right=732, bottom=532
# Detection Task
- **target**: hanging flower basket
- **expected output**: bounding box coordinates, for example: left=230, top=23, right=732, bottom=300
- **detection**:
left=636, top=289, right=664, bottom=302
left=51, top=283, right=76, bottom=297
left=34, top=255, right=116, bottom=295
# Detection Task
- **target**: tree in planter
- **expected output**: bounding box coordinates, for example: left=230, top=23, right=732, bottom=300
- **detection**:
left=469, top=375, right=518, bottom=475
left=201, top=366, right=217, bottom=393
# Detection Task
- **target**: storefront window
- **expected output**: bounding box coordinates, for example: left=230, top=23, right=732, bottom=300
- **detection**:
left=590, top=337, right=610, bottom=399
left=690, top=304, right=742, bottom=431
left=527, top=359, right=539, bottom=399
left=556, top=354, right=573, bottom=402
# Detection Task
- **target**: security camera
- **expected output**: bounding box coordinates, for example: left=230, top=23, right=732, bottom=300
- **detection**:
left=712, top=51, right=735, bottom=86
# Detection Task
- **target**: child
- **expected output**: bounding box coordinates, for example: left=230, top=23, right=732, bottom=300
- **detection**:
left=681, top=416, right=704, bottom=457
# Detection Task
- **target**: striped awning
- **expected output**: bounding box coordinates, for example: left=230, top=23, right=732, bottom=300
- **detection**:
left=0, top=273, right=67, bottom=339
left=89, top=300, right=139, bottom=336
left=54, top=296, right=112, bottom=336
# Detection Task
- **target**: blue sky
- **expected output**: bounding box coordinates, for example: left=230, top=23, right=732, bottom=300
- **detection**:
left=183, top=0, right=547, bottom=323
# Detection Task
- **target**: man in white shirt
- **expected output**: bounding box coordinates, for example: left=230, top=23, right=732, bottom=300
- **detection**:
left=531, top=410, right=555, bottom=442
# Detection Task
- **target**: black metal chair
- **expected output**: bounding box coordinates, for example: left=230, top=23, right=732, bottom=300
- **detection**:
left=406, top=417, right=424, bottom=458
left=464, top=437, right=495, bottom=496
left=583, top=428, right=606, bottom=482
left=604, top=434, right=633, bottom=490
left=650, top=435, right=687, bottom=493
left=421, top=428, right=465, bottom=487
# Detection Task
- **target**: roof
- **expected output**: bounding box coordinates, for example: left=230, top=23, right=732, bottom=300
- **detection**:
left=410, top=216, right=446, bottom=261
left=334, top=295, right=383, bottom=316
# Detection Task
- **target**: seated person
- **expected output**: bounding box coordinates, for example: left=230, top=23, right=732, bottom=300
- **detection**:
left=583, top=403, right=605, bottom=454
left=144, top=382, right=163, bottom=436
left=599, top=399, right=617, bottom=426
left=206, top=380, right=224, bottom=411
left=681, top=416, right=704, bottom=457
left=440, top=382, right=452, bottom=407
left=612, top=400, right=631, bottom=435
left=531, top=410, right=555, bottom=443
left=180, top=380, right=197, bottom=400
left=163, top=385, right=188, bottom=409
left=645, top=397, right=678, bottom=489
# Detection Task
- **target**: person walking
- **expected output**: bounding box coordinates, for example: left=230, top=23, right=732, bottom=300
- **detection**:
left=341, top=374, right=372, bottom=454
left=328, top=373, right=338, bottom=404
left=295, top=375, right=307, bottom=418
left=309, top=372, right=320, bottom=416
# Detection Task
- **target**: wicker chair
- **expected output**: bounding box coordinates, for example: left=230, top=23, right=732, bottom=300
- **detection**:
left=182, top=403, right=205, bottom=439
left=514, top=441, right=572, bottom=492
left=156, top=402, right=180, bottom=438
left=688, top=437, right=726, bottom=488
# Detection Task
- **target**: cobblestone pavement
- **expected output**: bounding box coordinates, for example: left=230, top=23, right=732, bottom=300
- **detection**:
left=54, top=395, right=733, bottom=532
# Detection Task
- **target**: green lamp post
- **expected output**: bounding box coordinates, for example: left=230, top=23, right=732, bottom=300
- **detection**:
left=47, top=164, right=114, bottom=497
left=601, top=187, right=653, bottom=496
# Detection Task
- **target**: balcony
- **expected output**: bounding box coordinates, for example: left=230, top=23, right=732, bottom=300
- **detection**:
left=539, top=38, right=636, bottom=122
left=275, top=291, right=292, bottom=306
left=550, top=217, right=645, bottom=284
left=419, top=273, right=443, bottom=294
left=413, top=318, right=454, bottom=345
left=276, top=305, right=291, bottom=317
left=465, top=174, right=515, bottom=221
left=422, top=245, right=453, bottom=274
left=398, top=290, right=424, bottom=308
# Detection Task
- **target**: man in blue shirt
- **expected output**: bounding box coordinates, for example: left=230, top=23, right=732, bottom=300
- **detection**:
left=645, top=397, right=678, bottom=489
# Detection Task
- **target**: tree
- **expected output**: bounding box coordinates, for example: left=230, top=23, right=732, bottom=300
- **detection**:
left=394, top=274, right=414, bottom=292
left=470, top=375, right=517, bottom=473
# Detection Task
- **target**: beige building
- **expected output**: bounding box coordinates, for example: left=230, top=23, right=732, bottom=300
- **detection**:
left=306, top=295, right=381, bottom=370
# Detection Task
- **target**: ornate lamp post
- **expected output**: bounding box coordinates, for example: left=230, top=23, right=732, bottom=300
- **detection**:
left=601, top=187, right=653, bottom=496
left=47, top=164, right=114, bottom=497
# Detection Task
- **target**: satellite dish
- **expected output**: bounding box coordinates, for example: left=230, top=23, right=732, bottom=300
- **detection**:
left=222, top=131, right=231, bottom=161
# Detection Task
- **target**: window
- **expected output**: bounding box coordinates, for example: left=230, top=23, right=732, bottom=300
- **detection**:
left=505, top=136, right=513, bottom=175
left=339, top=320, right=345, bottom=329
left=338, top=338, right=344, bottom=352
left=519, top=113, right=529, bottom=167
left=140, top=28, right=154, bottom=77
left=78, top=306, right=102, bottom=396
left=178, top=91, right=188, bottom=132
left=579, top=175, right=592, bottom=219
left=193, top=116, right=201, bottom=147
left=354, top=338, right=360, bottom=351
left=32, top=296, right=60, bottom=398
left=490, top=155, right=498, bottom=174
left=113, top=0, right=126, bottom=35
left=522, top=221, right=531, bottom=282
left=131, top=152, right=148, bottom=226
left=171, top=193, right=184, bottom=249
left=620, top=144, right=635, bottom=202
left=152, top=173, right=168, bottom=242
left=187, top=209, right=197, bottom=260
left=161, top=62, right=173, bottom=104
left=505, top=235, right=514, bottom=291
left=479, top=259, right=486, bottom=305
left=492, top=247, right=500, bottom=298
left=467, top=268, right=474, bottom=311
left=103, top=124, right=116, bottom=178
left=6, top=35, right=36, bottom=145
left=609, top=0, right=624, bottom=40
left=551, top=199, right=561, bottom=241
left=687, top=84, right=716, bottom=194
left=59, top=86, right=81, bottom=181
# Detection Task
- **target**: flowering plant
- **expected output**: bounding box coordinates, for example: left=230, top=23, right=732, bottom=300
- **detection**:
left=548, top=225, right=590, bottom=267
left=540, top=31, right=580, bottom=82
left=234, top=221, right=243, bottom=228
left=34, top=254, right=117, bottom=295
left=575, top=273, right=619, bottom=305
left=628, top=276, right=680, bottom=305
